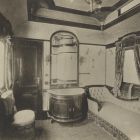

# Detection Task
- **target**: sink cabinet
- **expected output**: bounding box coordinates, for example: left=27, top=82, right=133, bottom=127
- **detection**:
left=49, top=88, right=87, bottom=122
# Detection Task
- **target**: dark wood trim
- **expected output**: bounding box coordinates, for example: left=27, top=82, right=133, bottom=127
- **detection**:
left=12, top=36, right=50, bottom=43
left=54, top=5, right=122, bottom=16
left=27, top=0, right=139, bottom=31
left=106, top=31, right=140, bottom=46
left=30, top=4, right=140, bottom=31
left=27, top=0, right=32, bottom=20
left=84, top=85, right=105, bottom=88
left=118, top=9, right=121, bottom=16
left=29, top=4, right=140, bottom=31
left=106, top=43, right=115, bottom=49
left=118, top=31, right=140, bottom=41
left=80, top=42, right=105, bottom=46
left=12, top=37, right=107, bottom=47
left=103, top=4, right=140, bottom=30
left=55, top=6, right=90, bottom=16
left=112, top=0, right=129, bottom=11
left=27, top=0, right=128, bottom=17
left=30, top=16, right=101, bottom=30
left=54, top=3, right=125, bottom=16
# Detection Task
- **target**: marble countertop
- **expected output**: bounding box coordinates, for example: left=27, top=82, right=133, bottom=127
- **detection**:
left=47, top=88, right=84, bottom=95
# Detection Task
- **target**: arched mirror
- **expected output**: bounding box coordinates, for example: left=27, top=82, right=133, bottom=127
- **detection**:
left=50, top=31, right=79, bottom=89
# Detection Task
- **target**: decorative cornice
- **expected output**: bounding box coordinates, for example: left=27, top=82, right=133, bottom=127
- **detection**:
left=30, top=16, right=100, bottom=30
left=103, top=4, right=140, bottom=30
left=28, top=1, right=140, bottom=31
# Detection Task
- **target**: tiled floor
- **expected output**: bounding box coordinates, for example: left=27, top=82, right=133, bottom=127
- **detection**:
left=1, top=115, right=115, bottom=140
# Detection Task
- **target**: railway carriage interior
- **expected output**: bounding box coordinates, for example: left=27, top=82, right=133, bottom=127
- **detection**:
left=0, top=0, right=140, bottom=140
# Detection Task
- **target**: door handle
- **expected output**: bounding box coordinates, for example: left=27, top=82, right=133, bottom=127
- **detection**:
left=69, top=108, right=72, bottom=112
left=73, top=107, right=74, bottom=112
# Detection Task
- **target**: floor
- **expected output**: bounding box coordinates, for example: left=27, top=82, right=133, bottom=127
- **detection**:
left=35, top=120, right=115, bottom=140
left=1, top=114, right=115, bottom=140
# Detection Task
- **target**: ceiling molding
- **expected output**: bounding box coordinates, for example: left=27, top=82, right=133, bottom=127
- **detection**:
left=27, top=0, right=129, bottom=18
left=103, top=4, right=140, bottom=30
left=27, top=0, right=140, bottom=31
left=54, top=6, right=90, bottom=16
left=44, top=0, right=129, bottom=17
left=112, top=0, right=129, bottom=11
left=30, top=16, right=101, bottom=30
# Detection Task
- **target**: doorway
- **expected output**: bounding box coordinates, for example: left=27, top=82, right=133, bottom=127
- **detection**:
left=13, top=39, right=43, bottom=113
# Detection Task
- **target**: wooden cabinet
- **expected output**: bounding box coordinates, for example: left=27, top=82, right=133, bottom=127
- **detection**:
left=49, top=88, right=87, bottom=122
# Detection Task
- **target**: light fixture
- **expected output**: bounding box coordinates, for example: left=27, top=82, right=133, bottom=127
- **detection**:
left=85, top=0, right=102, bottom=12
left=85, top=0, right=112, bottom=23
left=69, top=0, right=74, bottom=3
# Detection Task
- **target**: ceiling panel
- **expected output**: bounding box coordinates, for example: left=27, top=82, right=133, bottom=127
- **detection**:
left=54, top=0, right=89, bottom=11
left=28, top=0, right=134, bottom=30
left=54, top=0, right=120, bottom=12
left=101, top=0, right=120, bottom=7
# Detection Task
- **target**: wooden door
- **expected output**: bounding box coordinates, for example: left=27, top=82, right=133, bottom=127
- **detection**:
left=13, top=39, right=43, bottom=111
left=22, top=46, right=37, bottom=85
left=14, top=40, right=42, bottom=88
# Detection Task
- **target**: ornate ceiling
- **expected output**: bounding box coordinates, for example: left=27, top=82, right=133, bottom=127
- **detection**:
left=28, top=0, right=138, bottom=30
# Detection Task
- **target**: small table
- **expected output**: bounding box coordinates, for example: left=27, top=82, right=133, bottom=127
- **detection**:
left=48, top=88, right=87, bottom=122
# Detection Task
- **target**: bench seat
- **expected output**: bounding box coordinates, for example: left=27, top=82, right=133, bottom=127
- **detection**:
left=87, top=86, right=140, bottom=140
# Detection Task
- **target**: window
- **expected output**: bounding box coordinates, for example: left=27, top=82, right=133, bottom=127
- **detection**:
left=123, top=49, right=140, bottom=84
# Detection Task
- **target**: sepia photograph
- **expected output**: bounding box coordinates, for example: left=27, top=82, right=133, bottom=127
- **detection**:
left=0, top=0, right=140, bottom=140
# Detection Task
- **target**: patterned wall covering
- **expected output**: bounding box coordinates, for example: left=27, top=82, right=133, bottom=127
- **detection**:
left=42, top=43, right=106, bottom=110
left=79, top=45, right=106, bottom=86
left=42, top=41, right=50, bottom=110
left=42, top=43, right=106, bottom=89
left=51, top=53, right=77, bottom=83
left=42, top=41, right=50, bottom=90
left=106, top=47, right=116, bottom=87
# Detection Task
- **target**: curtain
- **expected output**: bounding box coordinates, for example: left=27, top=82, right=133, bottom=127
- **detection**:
left=3, top=36, right=13, bottom=90
left=112, top=41, right=125, bottom=97
left=134, top=36, right=140, bottom=80
left=0, top=41, right=5, bottom=89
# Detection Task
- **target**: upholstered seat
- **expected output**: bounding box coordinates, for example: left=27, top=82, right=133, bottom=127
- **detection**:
left=12, top=109, right=35, bottom=139
left=98, top=102, right=140, bottom=140
left=0, top=90, right=36, bottom=139
left=13, top=110, right=35, bottom=126
left=88, top=86, right=140, bottom=140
